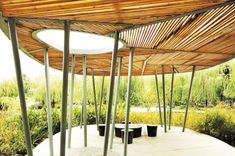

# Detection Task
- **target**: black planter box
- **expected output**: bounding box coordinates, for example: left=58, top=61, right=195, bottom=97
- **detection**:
left=133, top=126, right=142, bottom=138
left=98, top=124, right=105, bottom=136
left=147, top=125, right=158, bottom=137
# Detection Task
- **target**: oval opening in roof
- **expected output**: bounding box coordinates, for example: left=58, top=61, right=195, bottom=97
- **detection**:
left=34, top=29, right=124, bottom=54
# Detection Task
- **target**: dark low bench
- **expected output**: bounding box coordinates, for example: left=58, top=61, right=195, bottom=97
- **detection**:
left=115, top=124, right=142, bottom=138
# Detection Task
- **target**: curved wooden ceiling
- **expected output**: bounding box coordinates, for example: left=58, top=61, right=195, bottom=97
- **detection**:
left=0, top=0, right=235, bottom=76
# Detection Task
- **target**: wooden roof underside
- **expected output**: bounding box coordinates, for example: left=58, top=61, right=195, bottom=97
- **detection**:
left=0, top=0, right=235, bottom=76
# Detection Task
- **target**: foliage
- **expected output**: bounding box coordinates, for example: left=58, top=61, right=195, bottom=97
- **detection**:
left=2, top=59, right=235, bottom=109
left=224, top=66, right=235, bottom=101
left=0, top=103, right=106, bottom=155
left=0, top=109, right=26, bottom=155
left=2, top=57, right=235, bottom=155
left=30, top=76, right=63, bottom=108
left=0, top=102, right=235, bottom=155
left=0, top=104, right=58, bottom=155
left=117, top=106, right=235, bottom=147
left=194, top=104, right=235, bottom=146
left=0, top=79, right=18, bottom=97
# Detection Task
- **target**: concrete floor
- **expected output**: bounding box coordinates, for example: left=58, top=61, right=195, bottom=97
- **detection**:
left=33, top=125, right=235, bottom=156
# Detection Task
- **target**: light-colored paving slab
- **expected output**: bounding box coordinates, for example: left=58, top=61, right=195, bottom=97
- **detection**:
left=33, top=125, right=235, bottom=156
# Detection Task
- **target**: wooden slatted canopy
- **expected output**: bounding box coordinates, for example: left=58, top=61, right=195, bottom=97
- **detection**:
left=0, top=0, right=235, bottom=76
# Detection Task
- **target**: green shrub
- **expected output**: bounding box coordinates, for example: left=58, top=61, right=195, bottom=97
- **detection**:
left=0, top=97, right=19, bottom=112
left=194, top=105, right=235, bottom=146
left=130, top=112, right=159, bottom=124
left=0, top=97, right=10, bottom=111
left=0, top=105, right=106, bottom=155
left=117, top=105, right=235, bottom=147
left=0, top=107, right=61, bottom=155
left=0, top=112, right=26, bottom=155
left=0, top=79, right=18, bottom=98
left=73, top=105, right=81, bottom=126
left=28, top=108, right=61, bottom=147
left=1, top=104, right=234, bottom=155
left=73, top=105, right=105, bottom=125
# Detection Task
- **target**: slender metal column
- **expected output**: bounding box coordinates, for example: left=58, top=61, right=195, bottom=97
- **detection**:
left=80, top=102, right=83, bottom=128
left=60, top=20, right=70, bottom=156
left=110, top=57, right=123, bottom=149
left=103, top=31, right=119, bottom=156
left=162, top=65, right=167, bottom=133
left=82, top=56, right=87, bottom=146
left=169, top=65, right=175, bottom=130
left=92, top=69, right=99, bottom=130
left=68, top=55, right=76, bottom=148
left=154, top=71, right=163, bottom=127
left=98, top=72, right=105, bottom=123
left=123, top=48, right=134, bottom=156
left=44, top=48, right=54, bottom=155
left=8, top=17, right=33, bottom=156
left=80, top=66, right=84, bottom=130
left=183, top=66, right=196, bottom=132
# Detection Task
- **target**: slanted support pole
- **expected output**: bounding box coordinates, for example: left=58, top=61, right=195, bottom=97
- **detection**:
left=44, top=48, right=54, bottom=155
left=60, top=20, right=70, bottom=156
left=80, top=101, right=83, bottom=128
left=82, top=56, right=87, bottom=147
left=123, top=48, right=134, bottom=156
left=8, top=17, right=33, bottom=156
left=91, top=69, right=99, bottom=130
left=68, top=55, right=76, bottom=148
left=110, top=57, right=123, bottom=149
left=154, top=71, right=163, bottom=127
left=183, top=66, right=196, bottom=132
left=162, top=65, right=167, bottom=133
left=103, top=31, right=119, bottom=156
left=169, top=65, right=175, bottom=130
left=98, top=72, right=105, bottom=123
left=141, top=55, right=153, bottom=75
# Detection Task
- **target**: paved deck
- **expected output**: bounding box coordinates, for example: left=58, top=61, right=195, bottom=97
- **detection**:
left=33, top=125, right=235, bottom=156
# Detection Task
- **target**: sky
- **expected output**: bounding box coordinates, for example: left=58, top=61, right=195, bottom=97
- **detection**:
left=0, top=28, right=119, bottom=82
left=0, top=30, right=61, bottom=82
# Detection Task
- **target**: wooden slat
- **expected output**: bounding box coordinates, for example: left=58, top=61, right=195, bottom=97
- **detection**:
left=0, top=0, right=234, bottom=76
left=1, top=0, right=227, bottom=24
